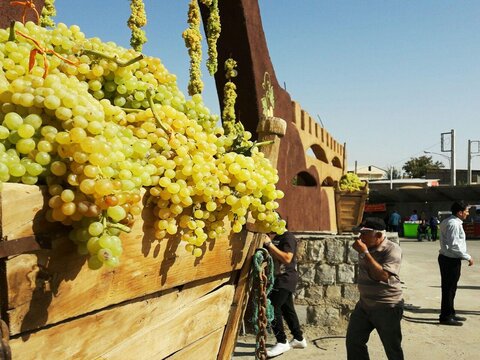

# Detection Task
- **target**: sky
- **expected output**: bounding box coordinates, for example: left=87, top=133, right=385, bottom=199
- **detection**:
left=52, top=1, right=480, bottom=174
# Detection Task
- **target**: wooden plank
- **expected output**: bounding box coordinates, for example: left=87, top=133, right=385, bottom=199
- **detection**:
left=1, top=183, right=252, bottom=335
left=98, top=284, right=235, bottom=360
left=0, top=184, right=60, bottom=241
left=5, top=226, right=250, bottom=335
left=8, top=273, right=232, bottom=360
left=217, top=231, right=264, bottom=360
left=163, top=327, right=224, bottom=360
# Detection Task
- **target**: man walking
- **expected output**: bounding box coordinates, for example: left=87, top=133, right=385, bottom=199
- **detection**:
left=346, top=217, right=404, bottom=360
left=438, top=201, right=474, bottom=326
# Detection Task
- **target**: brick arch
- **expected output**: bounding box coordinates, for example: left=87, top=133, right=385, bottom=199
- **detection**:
left=292, top=171, right=318, bottom=187
left=322, top=176, right=335, bottom=187
left=332, top=156, right=343, bottom=169
left=307, top=144, right=328, bottom=164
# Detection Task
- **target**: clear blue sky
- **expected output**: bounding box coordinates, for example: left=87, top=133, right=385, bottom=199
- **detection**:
left=53, top=1, right=480, bottom=173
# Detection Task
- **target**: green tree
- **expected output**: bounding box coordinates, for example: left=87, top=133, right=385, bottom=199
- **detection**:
left=402, top=156, right=444, bottom=178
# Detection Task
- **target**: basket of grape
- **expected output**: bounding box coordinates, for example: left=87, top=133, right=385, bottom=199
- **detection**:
left=334, top=173, right=368, bottom=234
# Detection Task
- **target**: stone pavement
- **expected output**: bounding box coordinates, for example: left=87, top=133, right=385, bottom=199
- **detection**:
left=232, top=239, right=480, bottom=360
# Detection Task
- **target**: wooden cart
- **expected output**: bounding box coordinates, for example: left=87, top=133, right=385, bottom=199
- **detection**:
left=0, top=182, right=258, bottom=359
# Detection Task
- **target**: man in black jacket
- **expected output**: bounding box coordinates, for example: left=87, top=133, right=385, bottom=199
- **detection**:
left=263, top=230, right=307, bottom=358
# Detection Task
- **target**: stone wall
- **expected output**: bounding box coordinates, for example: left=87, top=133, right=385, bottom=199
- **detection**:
left=292, top=232, right=358, bottom=335
left=292, top=231, right=399, bottom=336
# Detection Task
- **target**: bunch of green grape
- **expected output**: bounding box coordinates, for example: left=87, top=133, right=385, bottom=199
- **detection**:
left=0, top=21, right=285, bottom=269
left=338, top=172, right=367, bottom=192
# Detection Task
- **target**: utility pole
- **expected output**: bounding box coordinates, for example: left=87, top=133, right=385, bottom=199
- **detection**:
left=467, top=140, right=480, bottom=185
left=451, top=129, right=456, bottom=186
left=441, top=129, right=455, bottom=186
left=468, top=140, right=472, bottom=185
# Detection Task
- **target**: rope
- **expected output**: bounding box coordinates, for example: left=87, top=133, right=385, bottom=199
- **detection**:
left=251, top=248, right=275, bottom=360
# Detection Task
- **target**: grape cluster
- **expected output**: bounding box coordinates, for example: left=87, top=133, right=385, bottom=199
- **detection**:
left=0, top=21, right=285, bottom=269
left=338, top=173, right=367, bottom=192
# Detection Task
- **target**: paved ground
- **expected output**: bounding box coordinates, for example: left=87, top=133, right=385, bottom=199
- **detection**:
left=232, top=238, right=480, bottom=359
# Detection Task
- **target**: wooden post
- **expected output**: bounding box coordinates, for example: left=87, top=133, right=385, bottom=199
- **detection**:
left=256, top=116, right=287, bottom=170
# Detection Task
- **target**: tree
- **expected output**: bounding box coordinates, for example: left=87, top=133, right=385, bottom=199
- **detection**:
left=402, top=156, right=444, bottom=178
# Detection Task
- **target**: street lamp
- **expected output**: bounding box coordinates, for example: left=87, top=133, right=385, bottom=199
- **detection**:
left=423, top=150, right=451, bottom=167
left=368, top=165, right=393, bottom=190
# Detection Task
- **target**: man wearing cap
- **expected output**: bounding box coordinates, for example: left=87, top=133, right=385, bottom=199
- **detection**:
left=438, top=201, right=474, bottom=326
left=346, top=217, right=404, bottom=360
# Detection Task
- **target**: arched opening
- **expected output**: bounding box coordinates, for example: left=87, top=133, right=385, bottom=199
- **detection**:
left=332, top=156, right=342, bottom=169
left=322, top=176, right=335, bottom=186
left=292, top=171, right=317, bottom=187
left=306, top=144, right=328, bottom=163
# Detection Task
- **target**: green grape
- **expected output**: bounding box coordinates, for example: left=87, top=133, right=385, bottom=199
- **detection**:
left=44, top=95, right=61, bottom=110
left=3, top=112, right=23, bottom=130
left=107, top=205, right=127, bottom=223
left=25, top=162, right=44, bottom=176
left=23, top=114, right=42, bottom=129
left=21, top=175, right=37, bottom=185
left=86, top=237, right=101, bottom=254
left=0, top=126, right=9, bottom=139
left=16, top=138, right=36, bottom=154
left=50, top=161, right=67, bottom=176
left=17, top=124, right=35, bottom=139
left=97, top=248, right=113, bottom=263
left=88, top=255, right=103, bottom=270
left=35, top=152, right=51, bottom=166
left=9, top=163, right=26, bottom=177
left=104, top=255, right=120, bottom=268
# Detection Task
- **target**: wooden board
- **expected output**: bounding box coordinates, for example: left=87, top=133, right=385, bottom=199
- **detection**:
left=0, top=183, right=59, bottom=241
left=217, top=232, right=264, bottom=360
left=0, top=183, right=251, bottom=335
left=166, top=327, right=224, bottom=360
left=98, top=284, right=234, bottom=360
left=8, top=273, right=233, bottom=360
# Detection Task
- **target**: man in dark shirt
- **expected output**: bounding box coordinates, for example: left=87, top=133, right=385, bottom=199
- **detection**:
left=263, top=230, right=306, bottom=358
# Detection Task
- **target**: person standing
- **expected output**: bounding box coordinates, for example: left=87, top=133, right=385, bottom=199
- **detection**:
left=429, top=215, right=440, bottom=241
left=389, top=210, right=402, bottom=233
left=263, top=230, right=307, bottom=358
left=438, top=201, right=474, bottom=326
left=346, top=217, right=404, bottom=360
